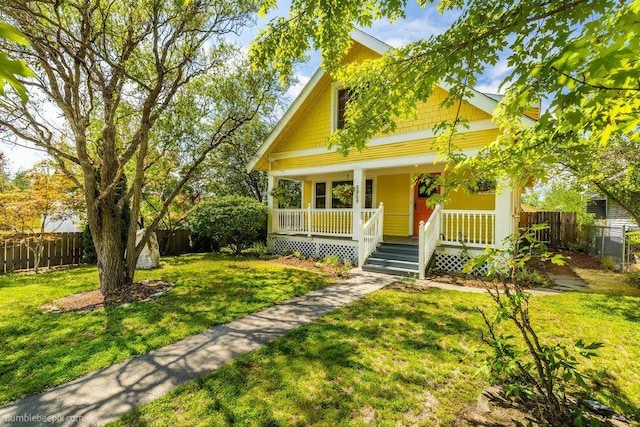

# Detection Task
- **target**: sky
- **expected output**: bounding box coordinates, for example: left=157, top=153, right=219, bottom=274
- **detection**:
left=2, top=2, right=512, bottom=174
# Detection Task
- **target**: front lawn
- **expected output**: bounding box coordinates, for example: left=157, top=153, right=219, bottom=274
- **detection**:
left=0, top=254, right=331, bottom=404
left=113, top=287, right=640, bottom=426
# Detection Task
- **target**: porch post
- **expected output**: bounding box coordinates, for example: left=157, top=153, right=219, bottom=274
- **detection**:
left=267, top=174, right=278, bottom=234
left=494, top=178, right=513, bottom=248
left=352, top=169, right=365, bottom=241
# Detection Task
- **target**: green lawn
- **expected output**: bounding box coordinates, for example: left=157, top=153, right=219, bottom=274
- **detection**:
left=0, top=253, right=331, bottom=404
left=112, top=287, right=640, bottom=426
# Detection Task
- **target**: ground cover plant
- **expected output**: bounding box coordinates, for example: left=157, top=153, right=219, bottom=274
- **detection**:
left=112, top=286, right=640, bottom=426
left=0, top=253, right=331, bottom=404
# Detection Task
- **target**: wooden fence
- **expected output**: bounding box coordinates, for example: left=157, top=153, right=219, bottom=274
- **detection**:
left=0, top=229, right=192, bottom=274
left=155, top=229, right=191, bottom=255
left=519, top=211, right=578, bottom=248
left=0, top=232, right=83, bottom=274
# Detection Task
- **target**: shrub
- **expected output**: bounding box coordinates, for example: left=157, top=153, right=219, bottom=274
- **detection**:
left=465, top=225, right=603, bottom=425
left=628, top=230, right=640, bottom=251
left=626, top=271, right=640, bottom=288
left=600, top=256, right=616, bottom=271
left=187, top=196, right=267, bottom=255
left=323, top=254, right=340, bottom=266
left=246, top=241, right=269, bottom=257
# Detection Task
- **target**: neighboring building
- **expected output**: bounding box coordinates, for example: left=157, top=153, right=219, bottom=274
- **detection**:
left=587, top=196, right=637, bottom=228
left=247, top=30, right=536, bottom=277
left=43, top=214, right=82, bottom=233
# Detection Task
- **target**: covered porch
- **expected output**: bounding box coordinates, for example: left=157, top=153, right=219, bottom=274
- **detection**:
left=266, top=163, right=517, bottom=276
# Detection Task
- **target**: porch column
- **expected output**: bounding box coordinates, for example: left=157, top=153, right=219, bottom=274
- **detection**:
left=494, top=178, right=514, bottom=248
left=352, top=169, right=365, bottom=241
left=267, top=174, right=278, bottom=234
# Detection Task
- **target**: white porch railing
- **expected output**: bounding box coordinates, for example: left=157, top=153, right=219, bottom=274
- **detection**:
left=358, top=203, right=384, bottom=267
left=419, top=207, right=496, bottom=278
left=440, top=209, right=496, bottom=247
left=272, top=206, right=378, bottom=237
left=418, top=204, right=442, bottom=279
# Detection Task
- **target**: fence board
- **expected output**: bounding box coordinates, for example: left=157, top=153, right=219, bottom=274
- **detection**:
left=155, top=229, right=191, bottom=255
left=0, top=233, right=85, bottom=274
left=519, top=211, right=578, bottom=248
left=0, top=229, right=193, bottom=274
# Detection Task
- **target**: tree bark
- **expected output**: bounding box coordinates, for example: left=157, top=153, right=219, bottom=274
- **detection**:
left=94, top=201, right=127, bottom=295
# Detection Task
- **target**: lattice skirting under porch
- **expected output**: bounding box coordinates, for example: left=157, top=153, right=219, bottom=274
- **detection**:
left=431, top=250, right=489, bottom=276
left=268, top=235, right=358, bottom=263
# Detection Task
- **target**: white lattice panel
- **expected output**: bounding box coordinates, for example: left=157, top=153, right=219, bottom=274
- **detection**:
left=269, top=238, right=315, bottom=258
left=432, top=251, right=488, bottom=276
left=318, top=243, right=357, bottom=263
left=268, top=236, right=358, bottom=263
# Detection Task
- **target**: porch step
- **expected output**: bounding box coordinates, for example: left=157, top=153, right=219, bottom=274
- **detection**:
left=362, top=243, right=419, bottom=276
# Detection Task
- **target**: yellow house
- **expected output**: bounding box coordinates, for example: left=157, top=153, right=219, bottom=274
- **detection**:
left=247, top=30, right=533, bottom=277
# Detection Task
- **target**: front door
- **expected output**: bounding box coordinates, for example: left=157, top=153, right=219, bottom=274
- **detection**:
left=413, top=174, right=440, bottom=235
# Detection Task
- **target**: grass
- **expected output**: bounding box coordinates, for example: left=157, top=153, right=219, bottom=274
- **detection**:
left=0, top=253, right=331, bottom=404
left=573, top=267, right=640, bottom=297
left=112, top=287, right=640, bottom=426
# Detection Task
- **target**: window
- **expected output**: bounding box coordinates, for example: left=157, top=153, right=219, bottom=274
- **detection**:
left=336, top=87, right=350, bottom=129
left=315, top=182, right=326, bottom=209
left=313, top=179, right=373, bottom=208
left=365, top=179, right=373, bottom=209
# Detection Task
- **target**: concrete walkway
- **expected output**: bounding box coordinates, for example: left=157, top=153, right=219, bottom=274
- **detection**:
left=547, top=273, right=589, bottom=292
left=419, top=279, right=561, bottom=296
left=0, top=270, right=393, bottom=427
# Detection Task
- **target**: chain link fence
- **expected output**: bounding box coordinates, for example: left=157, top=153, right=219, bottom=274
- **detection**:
left=584, top=225, right=640, bottom=272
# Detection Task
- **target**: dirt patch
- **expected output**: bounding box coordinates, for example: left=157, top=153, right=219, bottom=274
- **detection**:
left=544, top=250, right=607, bottom=277
left=424, top=251, right=609, bottom=291
left=457, top=387, right=631, bottom=427
left=270, top=256, right=348, bottom=281
left=40, top=280, right=174, bottom=313
left=425, top=273, right=496, bottom=289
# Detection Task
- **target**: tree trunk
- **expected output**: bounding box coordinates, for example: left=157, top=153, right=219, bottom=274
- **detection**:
left=93, top=203, right=128, bottom=296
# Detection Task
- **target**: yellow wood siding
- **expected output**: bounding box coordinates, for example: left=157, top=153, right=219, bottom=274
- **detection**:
left=253, top=41, right=497, bottom=171
left=270, top=87, right=492, bottom=160
left=273, top=129, right=499, bottom=170
left=444, top=188, right=495, bottom=210
left=376, top=174, right=410, bottom=236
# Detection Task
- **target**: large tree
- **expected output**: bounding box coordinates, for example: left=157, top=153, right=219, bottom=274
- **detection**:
left=202, top=119, right=272, bottom=201
left=251, top=0, right=640, bottom=222
left=0, top=1, right=280, bottom=295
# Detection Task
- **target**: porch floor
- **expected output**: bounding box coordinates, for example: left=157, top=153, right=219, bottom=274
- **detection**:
left=382, top=235, right=419, bottom=245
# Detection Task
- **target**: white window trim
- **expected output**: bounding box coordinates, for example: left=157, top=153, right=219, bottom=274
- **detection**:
left=330, top=82, right=345, bottom=131
left=312, top=178, right=375, bottom=209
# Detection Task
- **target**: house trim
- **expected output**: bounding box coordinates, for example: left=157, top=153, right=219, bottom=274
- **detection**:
left=269, top=119, right=497, bottom=161
left=268, top=148, right=481, bottom=177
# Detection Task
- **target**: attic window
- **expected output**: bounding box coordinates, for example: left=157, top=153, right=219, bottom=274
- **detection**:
left=336, top=87, right=350, bottom=129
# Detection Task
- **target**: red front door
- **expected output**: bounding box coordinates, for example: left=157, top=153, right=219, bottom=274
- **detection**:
left=413, top=174, right=440, bottom=235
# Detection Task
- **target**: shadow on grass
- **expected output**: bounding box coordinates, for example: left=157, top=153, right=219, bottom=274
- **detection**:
left=116, top=290, right=487, bottom=426
left=582, top=293, right=640, bottom=324
left=0, top=261, right=331, bottom=405
left=586, top=368, right=640, bottom=422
